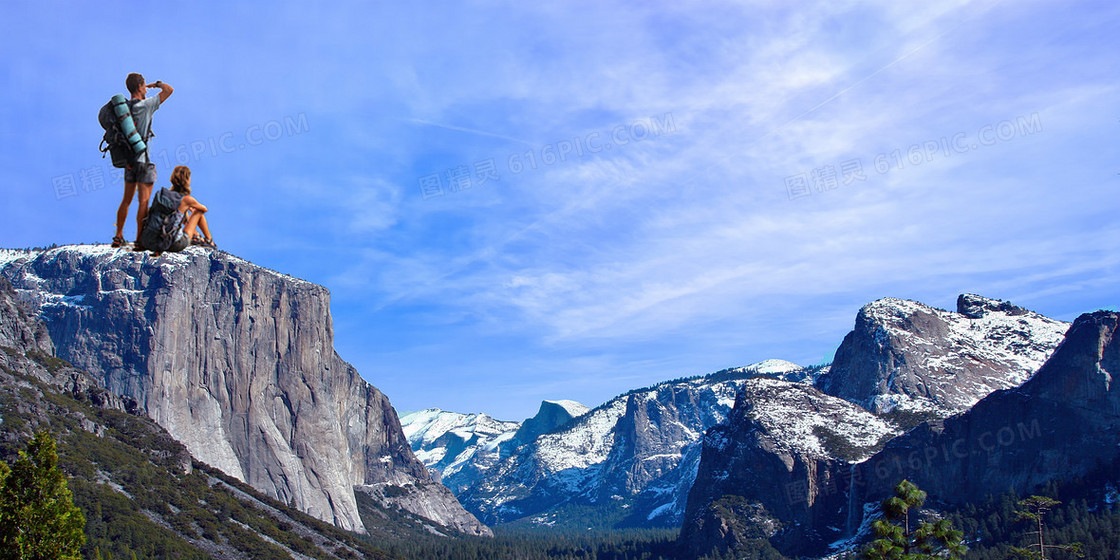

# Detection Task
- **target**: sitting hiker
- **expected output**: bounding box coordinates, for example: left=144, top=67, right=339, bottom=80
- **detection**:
left=138, top=165, right=215, bottom=254
left=169, top=165, right=216, bottom=248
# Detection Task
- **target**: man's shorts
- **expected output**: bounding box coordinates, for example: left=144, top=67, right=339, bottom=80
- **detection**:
left=124, top=162, right=157, bottom=184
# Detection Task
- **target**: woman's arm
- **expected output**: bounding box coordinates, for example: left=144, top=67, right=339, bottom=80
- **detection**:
left=182, top=195, right=208, bottom=214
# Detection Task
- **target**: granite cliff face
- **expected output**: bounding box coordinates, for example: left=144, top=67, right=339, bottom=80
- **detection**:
left=0, top=275, right=127, bottom=416
left=0, top=245, right=489, bottom=537
left=0, top=276, right=52, bottom=356
left=513, top=400, right=590, bottom=444
left=816, top=294, right=1068, bottom=415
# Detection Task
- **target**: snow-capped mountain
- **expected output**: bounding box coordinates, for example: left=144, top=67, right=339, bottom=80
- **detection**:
left=816, top=294, right=1068, bottom=416
left=396, top=292, right=1070, bottom=541
left=454, top=360, right=822, bottom=529
left=400, top=409, right=521, bottom=493
left=400, top=399, right=589, bottom=495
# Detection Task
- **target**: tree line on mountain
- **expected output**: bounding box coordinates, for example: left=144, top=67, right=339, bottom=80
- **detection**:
left=946, top=480, right=1114, bottom=560
left=0, top=349, right=403, bottom=560
left=824, top=478, right=1105, bottom=560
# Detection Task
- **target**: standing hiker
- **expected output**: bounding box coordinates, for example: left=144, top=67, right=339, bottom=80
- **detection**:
left=111, top=73, right=172, bottom=248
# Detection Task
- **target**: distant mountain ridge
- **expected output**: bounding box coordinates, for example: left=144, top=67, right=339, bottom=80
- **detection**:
left=402, top=292, right=1077, bottom=549
left=405, top=360, right=826, bottom=529
left=400, top=400, right=591, bottom=496
left=401, top=409, right=521, bottom=494
left=514, top=400, right=591, bottom=443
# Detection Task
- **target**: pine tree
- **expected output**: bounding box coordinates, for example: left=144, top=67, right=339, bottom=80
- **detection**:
left=862, top=479, right=967, bottom=559
left=1009, top=496, right=1083, bottom=559
left=0, top=431, right=86, bottom=560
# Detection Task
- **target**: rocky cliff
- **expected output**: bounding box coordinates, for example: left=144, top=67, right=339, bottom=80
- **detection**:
left=842, top=310, right=1120, bottom=525
left=815, top=294, right=1068, bottom=416
left=679, top=378, right=897, bottom=557
left=681, top=307, right=1116, bottom=558
left=0, top=276, right=52, bottom=356
left=0, top=245, right=489, bottom=537
left=0, top=274, right=127, bottom=416
left=513, top=400, right=590, bottom=444
left=0, top=276, right=442, bottom=558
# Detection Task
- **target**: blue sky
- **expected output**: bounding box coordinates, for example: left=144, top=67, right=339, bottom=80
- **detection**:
left=2, top=1, right=1118, bottom=421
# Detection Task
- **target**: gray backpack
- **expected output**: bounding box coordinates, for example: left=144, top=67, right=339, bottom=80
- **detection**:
left=140, top=188, right=185, bottom=252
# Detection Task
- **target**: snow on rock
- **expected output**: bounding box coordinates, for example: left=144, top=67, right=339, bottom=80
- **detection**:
left=817, top=294, right=1069, bottom=415
left=746, top=359, right=803, bottom=375
left=533, top=397, right=628, bottom=472
left=681, top=378, right=901, bottom=558
left=547, top=399, right=591, bottom=418
left=737, top=377, right=898, bottom=461
left=456, top=368, right=779, bottom=528
left=399, top=408, right=520, bottom=494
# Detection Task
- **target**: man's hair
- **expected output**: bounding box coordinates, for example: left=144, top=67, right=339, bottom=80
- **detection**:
left=170, top=166, right=192, bottom=194
left=126, top=73, right=145, bottom=95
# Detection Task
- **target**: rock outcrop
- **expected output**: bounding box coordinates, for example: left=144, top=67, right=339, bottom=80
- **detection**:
left=0, top=245, right=489, bottom=537
left=681, top=309, right=1117, bottom=557
left=815, top=294, right=1068, bottom=415
left=0, top=274, right=128, bottom=414
left=513, top=400, right=590, bottom=444
left=679, top=378, right=897, bottom=557
left=844, top=310, right=1120, bottom=522
left=0, top=276, right=52, bottom=356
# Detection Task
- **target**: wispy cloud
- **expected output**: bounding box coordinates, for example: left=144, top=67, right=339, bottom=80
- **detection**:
left=3, top=0, right=1117, bottom=418
left=404, top=119, right=534, bottom=146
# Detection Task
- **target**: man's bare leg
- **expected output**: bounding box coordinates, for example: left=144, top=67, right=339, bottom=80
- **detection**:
left=115, top=182, right=138, bottom=239
left=135, top=183, right=154, bottom=242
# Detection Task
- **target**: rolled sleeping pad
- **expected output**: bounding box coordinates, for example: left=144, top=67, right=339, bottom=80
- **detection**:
left=110, top=94, right=147, bottom=155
